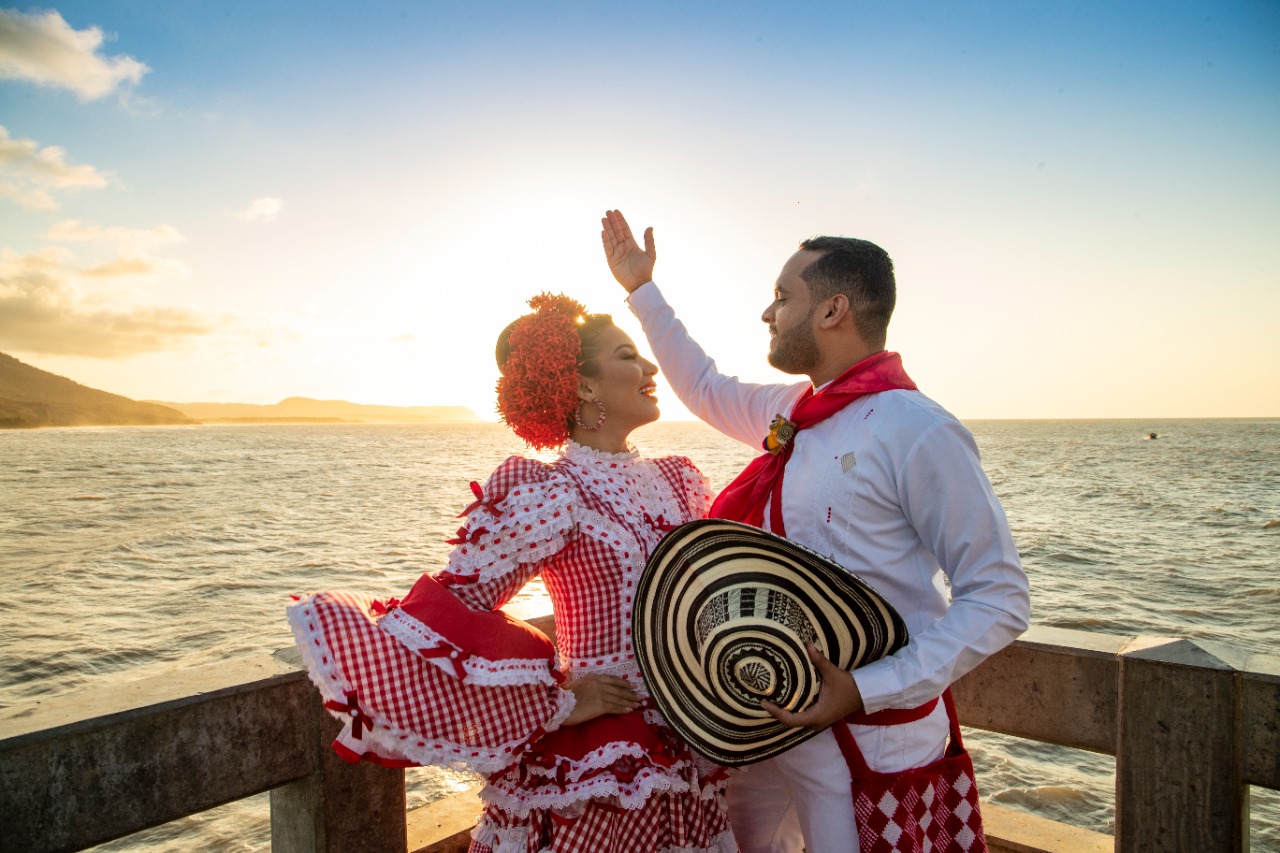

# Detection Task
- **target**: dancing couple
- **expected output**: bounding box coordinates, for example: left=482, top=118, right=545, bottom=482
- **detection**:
left=289, top=211, right=1029, bottom=852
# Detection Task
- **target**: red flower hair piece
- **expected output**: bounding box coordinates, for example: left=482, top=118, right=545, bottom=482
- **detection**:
left=496, top=293, right=587, bottom=450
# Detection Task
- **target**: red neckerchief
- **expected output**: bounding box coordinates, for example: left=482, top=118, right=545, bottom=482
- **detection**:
left=708, top=351, right=917, bottom=535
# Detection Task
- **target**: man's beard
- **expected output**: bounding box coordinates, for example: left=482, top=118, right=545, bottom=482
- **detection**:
left=767, top=310, right=819, bottom=375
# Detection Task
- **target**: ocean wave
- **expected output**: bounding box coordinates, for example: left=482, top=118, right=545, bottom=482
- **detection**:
left=1040, top=551, right=1102, bottom=566
left=988, top=786, right=1112, bottom=833
left=2, top=418, right=1277, bottom=849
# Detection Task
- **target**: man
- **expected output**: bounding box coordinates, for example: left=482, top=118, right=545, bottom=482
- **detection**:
left=600, top=209, right=1030, bottom=852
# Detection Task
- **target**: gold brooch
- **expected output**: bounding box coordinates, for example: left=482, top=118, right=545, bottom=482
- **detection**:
left=764, top=414, right=798, bottom=455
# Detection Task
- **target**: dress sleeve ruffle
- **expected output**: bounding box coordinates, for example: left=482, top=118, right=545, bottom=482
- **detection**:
left=288, top=580, right=574, bottom=775
left=286, top=457, right=584, bottom=775
left=440, top=455, right=577, bottom=589
left=655, top=455, right=714, bottom=521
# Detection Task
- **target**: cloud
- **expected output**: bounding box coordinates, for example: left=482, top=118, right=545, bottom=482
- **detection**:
left=0, top=180, right=57, bottom=210
left=81, top=254, right=188, bottom=279
left=0, top=248, right=211, bottom=357
left=0, top=8, right=148, bottom=100
left=0, top=127, right=109, bottom=187
left=40, top=219, right=190, bottom=280
left=44, top=219, right=185, bottom=250
left=0, top=125, right=111, bottom=210
left=235, top=197, right=283, bottom=223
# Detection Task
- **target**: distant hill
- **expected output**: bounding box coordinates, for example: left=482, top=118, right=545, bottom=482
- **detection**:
left=0, top=351, right=481, bottom=428
left=156, top=397, right=481, bottom=424
left=0, top=353, right=194, bottom=429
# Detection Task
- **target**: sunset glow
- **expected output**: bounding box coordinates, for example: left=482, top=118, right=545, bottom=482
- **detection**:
left=1, top=2, right=1276, bottom=419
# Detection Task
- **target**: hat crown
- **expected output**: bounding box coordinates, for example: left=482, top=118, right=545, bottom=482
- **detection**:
left=634, top=519, right=908, bottom=766
left=697, top=586, right=820, bottom=710
left=734, top=657, right=775, bottom=696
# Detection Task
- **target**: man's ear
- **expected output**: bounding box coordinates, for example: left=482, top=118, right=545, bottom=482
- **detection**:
left=817, top=294, right=851, bottom=329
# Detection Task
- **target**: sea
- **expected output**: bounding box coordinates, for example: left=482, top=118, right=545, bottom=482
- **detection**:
left=1, top=419, right=1277, bottom=851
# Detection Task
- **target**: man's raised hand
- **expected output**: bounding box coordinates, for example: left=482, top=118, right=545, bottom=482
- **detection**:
left=601, top=209, right=656, bottom=293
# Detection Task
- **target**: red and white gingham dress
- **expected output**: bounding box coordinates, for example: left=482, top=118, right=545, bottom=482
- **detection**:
left=288, top=442, right=738, bottom=853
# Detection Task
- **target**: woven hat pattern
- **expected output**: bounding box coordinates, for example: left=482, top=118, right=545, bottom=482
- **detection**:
left=634, top=519, right=908, bottom=766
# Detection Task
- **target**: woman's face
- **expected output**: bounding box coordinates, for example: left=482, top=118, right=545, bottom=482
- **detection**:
left=579, top=324, right=660, bottom=434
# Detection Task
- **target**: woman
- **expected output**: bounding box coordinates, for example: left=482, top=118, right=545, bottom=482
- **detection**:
left=288, top=293, right=736, bottom=852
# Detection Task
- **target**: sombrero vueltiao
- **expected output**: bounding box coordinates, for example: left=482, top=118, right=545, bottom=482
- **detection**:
left=633, top=519, right=908, bottom=766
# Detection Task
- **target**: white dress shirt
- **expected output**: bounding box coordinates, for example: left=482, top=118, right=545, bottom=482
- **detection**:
left=628, top=281, right=1030, bottom=760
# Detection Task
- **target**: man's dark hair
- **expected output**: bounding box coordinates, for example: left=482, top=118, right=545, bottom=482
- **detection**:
left=798, top=237, right=895, bottom=349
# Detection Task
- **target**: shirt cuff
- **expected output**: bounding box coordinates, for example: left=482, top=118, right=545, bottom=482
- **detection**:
left=852, top=657, right=905, bottom=714
left=625, top=280, right=661, bottom=317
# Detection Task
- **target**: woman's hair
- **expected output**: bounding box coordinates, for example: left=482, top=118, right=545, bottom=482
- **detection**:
left=495, top=313, right=613, bottom=376
left=494, top=293, right=614, bottom=450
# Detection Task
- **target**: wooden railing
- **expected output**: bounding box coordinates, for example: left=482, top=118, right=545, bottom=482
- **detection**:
left=1, top=623, right=1277, bottom=853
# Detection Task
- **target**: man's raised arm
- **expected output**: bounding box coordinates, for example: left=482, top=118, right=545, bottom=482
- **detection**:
left=600, top=209, right=801, bottom=448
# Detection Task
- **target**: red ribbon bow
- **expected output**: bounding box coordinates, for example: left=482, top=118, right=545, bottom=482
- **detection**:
left=643, top=512, right=676, bottom=533
left=651, top=726, right=684, bottom=766
left=445, top=524, right=491, bottom=546
left=531, top=755, right=569, bottom=786
left=458, top=481, right=501, bottom=519
left=416, top=644, right=468, bottom=679
left=369, top=597, right=400, bottom=616
left=324, top=690, right=368, bottom=739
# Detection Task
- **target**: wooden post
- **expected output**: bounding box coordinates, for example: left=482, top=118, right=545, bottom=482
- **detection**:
left=1115, top=637, right=1248, bottom=852
left=270, top=683, right=407, bottom=853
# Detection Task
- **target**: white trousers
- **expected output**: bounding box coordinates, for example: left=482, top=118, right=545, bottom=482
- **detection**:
left=726, top=702, right=950, bottom=853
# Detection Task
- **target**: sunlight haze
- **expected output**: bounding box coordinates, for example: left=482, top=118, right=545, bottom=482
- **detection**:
left=1, top=1, right=1276, bottom=420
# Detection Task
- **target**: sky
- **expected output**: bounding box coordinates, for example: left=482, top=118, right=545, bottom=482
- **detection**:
left=1, top=1, right=1277, bottom=421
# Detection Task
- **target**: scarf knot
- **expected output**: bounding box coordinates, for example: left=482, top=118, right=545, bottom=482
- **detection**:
left=709, top=351, right=917, bottom=535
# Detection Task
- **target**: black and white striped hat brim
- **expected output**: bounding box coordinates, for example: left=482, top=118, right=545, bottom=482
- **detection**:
left=633, top=519, right=908, bottom=766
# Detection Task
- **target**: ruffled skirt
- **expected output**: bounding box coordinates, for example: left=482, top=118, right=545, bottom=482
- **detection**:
left=288, top=575, right=735, bottom=852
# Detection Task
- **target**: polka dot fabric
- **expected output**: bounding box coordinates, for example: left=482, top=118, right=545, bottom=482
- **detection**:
left=287, top=441, right=732, bottom=852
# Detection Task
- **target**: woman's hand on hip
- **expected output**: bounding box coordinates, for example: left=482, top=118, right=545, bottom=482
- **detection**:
left=563, top=673, right=641, bottom=726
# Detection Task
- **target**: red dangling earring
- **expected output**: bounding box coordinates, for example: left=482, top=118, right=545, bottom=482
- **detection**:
left=575, top=400, right=606, bottom=431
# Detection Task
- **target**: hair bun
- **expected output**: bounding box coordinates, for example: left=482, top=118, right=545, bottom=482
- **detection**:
left=495, top=293, right=588, bottom=450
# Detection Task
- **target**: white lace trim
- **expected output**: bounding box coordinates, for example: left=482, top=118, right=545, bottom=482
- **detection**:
left=566, top=659, right=643, bottom=681
left=643, top=705, right=668, bottom=727
left=630, top=462, right=689, bottom=531
left=567, top=458, right=684, bottom=555
left=472, top=823, right=737, bottom=853
left=575, top=510, right=641, bottom=560
left=520, top=740, right=650, bottom=784
left=563, top=439, right=641, bottom=467
left=677, top=462, right=715, bottom=517
left=287, top=594, right=575, bottom=775
left=482, top=764, right=695, bottom=816
left=471, top=824, right=539, bottom=853
left=379, top=608, right=559, bottom=687
left=447, top=473, right=576, bottom=584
